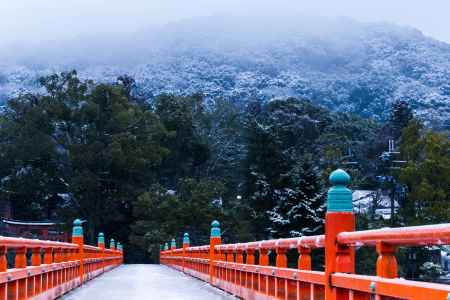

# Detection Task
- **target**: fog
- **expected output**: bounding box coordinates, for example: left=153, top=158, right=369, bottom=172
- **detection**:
left=2, top=0, right=450, bottom=43
left=1, top=0, right=450, bottom=66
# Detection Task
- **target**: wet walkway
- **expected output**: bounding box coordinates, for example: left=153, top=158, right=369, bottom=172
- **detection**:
left=61, top=264, right=235, bottom=300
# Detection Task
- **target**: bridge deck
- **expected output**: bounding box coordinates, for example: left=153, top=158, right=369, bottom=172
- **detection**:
left=61, top=264, right=235, bottom=300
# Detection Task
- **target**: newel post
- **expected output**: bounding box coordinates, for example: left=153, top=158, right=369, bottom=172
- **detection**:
left=170, top=238, right=176, bottom=250
left=324, top=169, right=355, bottom=300
left=117, top=242, right=123, bottom=264
left=98, top=232, right=105, bottom=249
left=98, top=232, right=105, bottom=273
left=183, top=233, right=190, bottom=273
left=72, top=218, right=84, bottom=284
left=209, top=220, right=222, bottom=286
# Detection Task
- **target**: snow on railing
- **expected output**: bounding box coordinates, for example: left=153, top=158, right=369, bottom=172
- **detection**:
left=0, top=219, right=123, bottom=300
left=160, top=169, right=450, bottom=300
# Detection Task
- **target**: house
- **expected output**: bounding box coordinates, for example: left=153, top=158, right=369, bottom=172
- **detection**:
left=352, top=190, right=398, bottom=220
left=0, top=198, right=68, bottom=242
left=0, top=219, right=69, bottom=242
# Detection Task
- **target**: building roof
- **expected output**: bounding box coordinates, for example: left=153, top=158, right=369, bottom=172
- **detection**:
left=1, top=219, right=62, bottom=226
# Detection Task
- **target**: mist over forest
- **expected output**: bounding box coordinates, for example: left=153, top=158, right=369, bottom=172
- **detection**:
left=1, top=14, right=450, bottom=128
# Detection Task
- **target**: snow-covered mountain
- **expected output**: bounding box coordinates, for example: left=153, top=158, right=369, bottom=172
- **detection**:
left=1, top=14, right=450, bottom=127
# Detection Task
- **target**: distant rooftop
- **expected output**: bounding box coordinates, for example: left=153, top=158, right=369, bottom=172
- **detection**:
left=1, top=219, right=63, bottom=226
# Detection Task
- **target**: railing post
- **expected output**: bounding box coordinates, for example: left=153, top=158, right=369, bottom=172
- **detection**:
left=259, top=248, right=269, bottom=266
left=44, top=247, right=53, bottom=264
left=117, top=242, right=123, bottom=264
left=276, top=243, right=287, bottom=268
left=15, top=246, right=27, bottom=300
left=209, top=220, right=222, bottom=286
left=246, top=248, right=255, bottom=265
left=110, top=238, right=115, bottom=268
left=235, top=246, right=244, bottom=264
left=98, top=232, right=105, bottom=274
left=31, top=246, right=41, bottom=267
left=72, top=218, right=84, bottom=285
left=324, top=169, right=355, bottom=300
left=376, top=242, right=397, bottom=278
left=183, top=233, right=190, bottom=273
left=0, top=246, right=5, bottom=300
left=297, top=246, right=311, bottom=270
left=0, top=246, right=6, bottom=272
left=170, top=238, right=176, bottom=250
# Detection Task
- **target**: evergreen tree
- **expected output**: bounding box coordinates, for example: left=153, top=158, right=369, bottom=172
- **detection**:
left=389, top=100, right=414, bottom=140
left=0, top=94, right=65, bottom=219
left=154, top=94, right=210, bottom=187
left=399, top=121, right=450, bottom=225
left=130, top=178, right=226, bottom=262
left=267, top=159, right=325, bottom=237
left=244, top=99, right=329, bottom=238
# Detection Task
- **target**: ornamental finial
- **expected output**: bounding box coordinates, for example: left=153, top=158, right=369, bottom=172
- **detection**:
left=211, top=220, right=221, bottom=238
left=327, top=169, right=352, bottom=212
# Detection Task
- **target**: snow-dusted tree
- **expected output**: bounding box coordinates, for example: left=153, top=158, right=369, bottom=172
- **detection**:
left=244, top=99, right=328, bottom=238
left=267, top=159, right=325, bottom=238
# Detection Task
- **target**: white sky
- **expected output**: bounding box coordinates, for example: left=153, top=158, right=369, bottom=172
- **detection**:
left=1, top=0, right=450, bottom=45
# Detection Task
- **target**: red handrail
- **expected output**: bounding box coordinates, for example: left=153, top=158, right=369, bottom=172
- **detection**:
left=337, top=224, right=450, bottom=246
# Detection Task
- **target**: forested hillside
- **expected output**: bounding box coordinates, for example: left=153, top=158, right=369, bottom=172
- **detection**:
left=1, top=15, right=450, bottom=128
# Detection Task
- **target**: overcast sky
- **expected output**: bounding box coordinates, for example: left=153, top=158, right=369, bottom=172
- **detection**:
left=2, top=0, right=450, bottom=46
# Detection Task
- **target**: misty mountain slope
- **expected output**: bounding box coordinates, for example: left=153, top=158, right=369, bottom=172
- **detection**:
left=1, top=15, right=450, bottom=126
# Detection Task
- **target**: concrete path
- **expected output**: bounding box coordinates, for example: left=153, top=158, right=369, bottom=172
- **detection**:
left=61, top=264, right=236, bottom=300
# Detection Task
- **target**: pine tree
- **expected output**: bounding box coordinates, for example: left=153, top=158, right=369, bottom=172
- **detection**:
left=154, top=94, right=210, bottom=188
left=267, top=159, right=325, bottom=237
left=399, top=122, right=450, bottom=225
left=389, top=100, right=414, bottom=140
left=130, top=178, right=226, bottom=262
left=244, top=99, right=328, bottom=238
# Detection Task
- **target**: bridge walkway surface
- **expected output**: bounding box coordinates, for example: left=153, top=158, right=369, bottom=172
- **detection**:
left=61, top=264, right=235, bottom=300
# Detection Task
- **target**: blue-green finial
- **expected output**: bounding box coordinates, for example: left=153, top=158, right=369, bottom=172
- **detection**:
left=183, top=233, right=190, bottom=245
left=211, top=220, right=221, bottom=238
left=72, top=219, right=83, bottom=237
left=171, top=238, right=176, bottom=249
left=110, top=238, right=116, bottom=249
left=97, top=232, right=105, bottom=245
left=160, top=244, right=164, bottom=251
left=327, top=169, right=353, bottom=212
left=117, top=242, right=122, bottom=251
left=164, top=242, right=169, bottom=251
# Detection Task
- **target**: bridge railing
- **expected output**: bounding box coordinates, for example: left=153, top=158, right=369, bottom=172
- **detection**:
left=0, top=218, right=123, bottom=300
left=160, top=169, right=450, bottom=300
